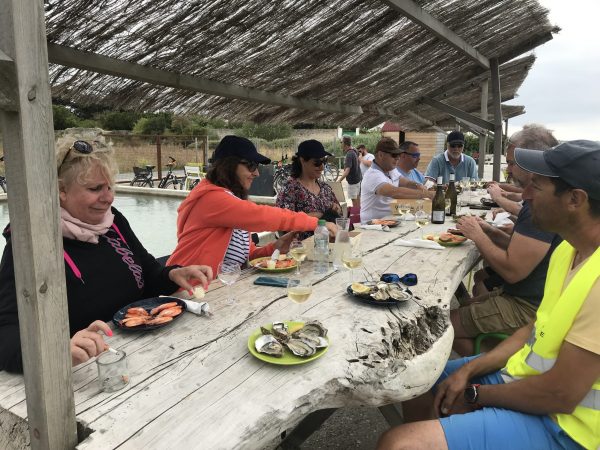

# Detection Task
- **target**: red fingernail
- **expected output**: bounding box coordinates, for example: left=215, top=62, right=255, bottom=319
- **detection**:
left=188, top=289, right=194, bottom=296
left=203, top=283, right=208, bottom=290
left=107, top=329, right=113, bottom=337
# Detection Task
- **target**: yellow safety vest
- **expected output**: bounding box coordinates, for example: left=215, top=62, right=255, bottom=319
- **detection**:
left=504, top=241, right=600, bottom=450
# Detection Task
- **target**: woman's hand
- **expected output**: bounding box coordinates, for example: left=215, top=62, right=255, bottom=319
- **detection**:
left=331, top=202, right=343, bottom=215
left=169, top=265, right=213, bottom=294
left=325, top=222, right=338, bottom=237
left=273, top=232, right=298, bottom=254
left=71, top=320, right=112, bottom=367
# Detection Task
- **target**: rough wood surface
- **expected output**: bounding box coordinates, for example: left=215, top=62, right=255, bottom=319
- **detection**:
left=0, top=222, right=479, bottom=449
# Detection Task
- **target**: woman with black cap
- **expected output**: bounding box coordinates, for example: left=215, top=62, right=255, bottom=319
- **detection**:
left=167, top=136, right=337, bottom=275
left=276, top=140, right=342, bottom=239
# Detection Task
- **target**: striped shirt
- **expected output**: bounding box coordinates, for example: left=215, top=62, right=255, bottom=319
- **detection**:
left=223, top=229, right=250, bottom=266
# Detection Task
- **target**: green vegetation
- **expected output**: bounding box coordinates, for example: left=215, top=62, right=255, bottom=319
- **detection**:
left=236, top=122, right=293, bottom=141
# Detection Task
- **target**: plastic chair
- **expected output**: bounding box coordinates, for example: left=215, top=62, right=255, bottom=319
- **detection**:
left=474, top=332, right=509, bottom=354
left=184, top=165, right=202, bottom=190
left=348, top=206, right=361, bottom=229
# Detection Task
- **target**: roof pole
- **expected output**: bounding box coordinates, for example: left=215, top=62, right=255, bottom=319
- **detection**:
left=478, top=79, right=489, bottom=179
left=490, top=58, right=503, bottom=181
left=0, top=0, right=77, bottom=448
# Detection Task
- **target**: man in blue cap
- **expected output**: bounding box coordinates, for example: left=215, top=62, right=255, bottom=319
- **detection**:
left=378, top=140, right=600, bottom=450
left=425, top=130, right=479, bottom=184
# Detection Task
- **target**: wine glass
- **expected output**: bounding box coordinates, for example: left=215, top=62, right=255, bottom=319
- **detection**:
left=460, top=177, right=471, bottom=207
left=289, top=239, right=307, bottom=275
left=217, top=261, right=241, bottom=305
left=444, top=198, right=451, bottom=215
left=287, top=278, right=313, bottom=304
left=415, top=207, right=429, bottom=238
left=342, top=240, right=362, bottom=284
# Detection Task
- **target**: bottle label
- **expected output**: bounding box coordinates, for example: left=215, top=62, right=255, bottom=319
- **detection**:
left=432, top=211, right=445, bottom=223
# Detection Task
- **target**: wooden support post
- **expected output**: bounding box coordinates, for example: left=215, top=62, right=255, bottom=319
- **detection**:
left=204, top=135, right=209, bottom=170
left=478, top=79, right=489, bottom=179
left=0, top=0, right=77, bottom=448
left=490, top=59, right=503, bottom=181
left=156, top=135, right=162, bottom=180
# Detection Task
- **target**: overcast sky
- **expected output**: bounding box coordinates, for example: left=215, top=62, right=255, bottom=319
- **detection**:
left=506, top=0, right=600, bottom=141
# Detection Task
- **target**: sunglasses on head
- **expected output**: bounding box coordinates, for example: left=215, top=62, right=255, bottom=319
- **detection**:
left=380, top=272, right=418, bottom=286
left=59, top=140, right=94, bottom=170
left=312, top=158, right=327, bottom=167
left=449, top=143, right=464, bottom=149
left=402, top=152, right=421, bottom=158
left=239, top=159, right=259, bottom=172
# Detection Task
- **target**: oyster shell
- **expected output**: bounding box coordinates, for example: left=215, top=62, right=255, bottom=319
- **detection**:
left=286, top=338, right=316, bottom=357
left=387, top=285, right=411, bottom=302
left=255, top=335, right=284, bottom=357
left=300, top=320, right=328, bottom=337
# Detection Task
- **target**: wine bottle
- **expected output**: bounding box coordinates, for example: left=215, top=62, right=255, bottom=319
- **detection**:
left=431, top=176, right=446, bottom=224
left=446, top=173, right=458, bottom=216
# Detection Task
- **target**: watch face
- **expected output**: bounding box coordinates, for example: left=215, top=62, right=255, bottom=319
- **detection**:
left=464, top=385, right=477, bottom=403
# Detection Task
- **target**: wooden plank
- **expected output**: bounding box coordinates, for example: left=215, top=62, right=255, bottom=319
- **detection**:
left=0, top=0, right=77, bottom=448
left=46, top=44, right=363, bottom=116
left=490, top=58, right=503, bottom=181
left=420, top=96, right=495, bottom=131
left=382, top=0, right=490, bottom=69
left=478, top=79, right=489, bottom=178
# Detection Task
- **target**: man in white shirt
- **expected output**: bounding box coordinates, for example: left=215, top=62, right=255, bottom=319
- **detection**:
left=360, top=137, right=432, bottom=222
left=358, top=144, right=375, bottom=176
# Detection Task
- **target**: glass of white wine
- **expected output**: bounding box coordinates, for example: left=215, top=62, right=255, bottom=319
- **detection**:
left=287, top=278, right=313, bottom=304
left=217, top=261, right=241, bottom=305
left=289, top=239, right=307, bottom=275
left=342, top=241, right=363, bottom=284
left=415, top=207, right=429, bottom=238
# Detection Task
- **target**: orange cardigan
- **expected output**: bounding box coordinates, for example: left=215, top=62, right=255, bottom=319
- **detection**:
left=167, top=180, right=318, bottom=275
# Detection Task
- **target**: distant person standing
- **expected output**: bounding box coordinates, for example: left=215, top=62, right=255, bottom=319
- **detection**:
left=395, top=141, right=425, bottom=184
left=358, top=144, right=375, bottom=176
left=425, top=130, right=478, bottom=184
left=337, top=136, right=362, bottom=209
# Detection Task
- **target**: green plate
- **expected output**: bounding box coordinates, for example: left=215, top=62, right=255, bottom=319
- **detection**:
left=247, top=321, right=329, bottom=365
left=249, top=256, right=298, bottom=273
left=436, top=237, right=467, bottom=247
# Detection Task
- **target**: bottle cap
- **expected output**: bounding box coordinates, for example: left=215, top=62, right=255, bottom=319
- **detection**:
left=318, top=219, right=326, bottom=225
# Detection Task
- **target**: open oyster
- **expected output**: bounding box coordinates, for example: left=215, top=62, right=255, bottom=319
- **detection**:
left=299, top=320, right=328, bottom=337
left=369, top=282, right=411, bottom=302
left=255, top=335, right=284, bottom=357
left=286, top=338, right=317, bottom=357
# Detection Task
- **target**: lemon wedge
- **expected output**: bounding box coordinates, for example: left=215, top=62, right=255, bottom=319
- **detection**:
left=351, top=282, right=371, bottom=294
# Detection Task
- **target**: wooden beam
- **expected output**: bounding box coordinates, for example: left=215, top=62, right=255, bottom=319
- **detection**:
left=382, top=0, right=490, bottom=69
left=420, top=96, right=494, bottom=131
left=478, top=79, right=489, bottom=178
left=490, top=58, right=503, bottom=181
left=0, top=1, right=77, bottom=448
left=47, top=43, right=363, bottom=116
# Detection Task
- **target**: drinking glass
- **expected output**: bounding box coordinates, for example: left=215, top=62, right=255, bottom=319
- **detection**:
left=287, top=278, right=313, bottom=304
left=460, top=177, right=471, bottom=206
left=335, top=217, right=350, bottom=231
left=289, top=240, right=307, bottom=275
left=415, top=207, right=429, bottom=238
left=217, top=261, right=241, bottom=305
left=332, top=219, right=350, bottom=271
left=342, top=240, right=362, bottom=284
left=444, top=198, right=451, bottom=215
left=96, top=350, right=129, bottom=393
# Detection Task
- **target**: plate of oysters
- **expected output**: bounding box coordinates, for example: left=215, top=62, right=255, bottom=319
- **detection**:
left=248, top=321, right=329, bottom=365
left=347, top=281, right=412, bottom=306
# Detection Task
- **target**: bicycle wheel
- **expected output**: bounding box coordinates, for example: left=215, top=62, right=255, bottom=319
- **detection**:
left=0, top=180, right=6, bottom=193
left=163, top=179, right=180, bottom=189
left=273, top=173, right=286, bottom=194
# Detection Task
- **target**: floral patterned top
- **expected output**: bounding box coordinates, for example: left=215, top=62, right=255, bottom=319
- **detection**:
left=276, top=177, right=340, bottom=239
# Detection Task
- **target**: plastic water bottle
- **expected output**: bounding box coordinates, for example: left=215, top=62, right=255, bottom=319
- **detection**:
left=313, top=219, right=329, bottom=274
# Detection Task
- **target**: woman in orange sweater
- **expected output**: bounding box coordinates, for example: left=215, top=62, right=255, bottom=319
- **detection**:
left=167, top=136, right=337, bottom=274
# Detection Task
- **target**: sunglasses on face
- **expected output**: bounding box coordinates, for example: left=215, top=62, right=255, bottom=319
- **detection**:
left=402, top=152, right=421, bottom=158
left=312, top=158, right=327, bottom=167
left=380, top=272, right=418, bottom=286
left=449, top=143, right=464, bottom=149
left=59, top=140, right=94, bottom=170
left=381, top=151, right=401, bottom=159
left=239, top=159, right=259, bottom=172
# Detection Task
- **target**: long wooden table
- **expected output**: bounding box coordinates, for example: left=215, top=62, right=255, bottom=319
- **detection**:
left=0, top=220, right=479, bottom=449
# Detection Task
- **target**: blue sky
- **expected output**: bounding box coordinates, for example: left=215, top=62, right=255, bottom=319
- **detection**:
left=506, top=0, right=600, bottom=141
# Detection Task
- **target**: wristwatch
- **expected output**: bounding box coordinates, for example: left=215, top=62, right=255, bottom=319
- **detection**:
left=464, top=383, right=481, bottom=404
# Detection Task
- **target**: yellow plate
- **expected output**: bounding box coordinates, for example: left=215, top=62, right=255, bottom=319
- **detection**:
left=248, top=321, right=329, bottom=365
left=249, top=256, right=298, bottom=273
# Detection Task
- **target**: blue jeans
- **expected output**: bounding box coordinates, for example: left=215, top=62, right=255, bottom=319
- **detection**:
left=436, top=356, right=583, bottom=450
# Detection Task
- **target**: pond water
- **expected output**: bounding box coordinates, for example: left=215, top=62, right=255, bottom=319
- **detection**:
left=0, top=194, right=181, bottom=259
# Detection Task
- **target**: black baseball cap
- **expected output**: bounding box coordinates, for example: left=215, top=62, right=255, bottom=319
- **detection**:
left=213, top=135, right=271, bottom=164
left=447, top=130, right=465, bottom=144
left=296, top=140, right=333, bottom=159
left=515, top=140, right=600, bottom=200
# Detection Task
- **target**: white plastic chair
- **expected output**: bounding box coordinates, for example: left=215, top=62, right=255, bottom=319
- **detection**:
left=184, top=165, right=203, bottom=190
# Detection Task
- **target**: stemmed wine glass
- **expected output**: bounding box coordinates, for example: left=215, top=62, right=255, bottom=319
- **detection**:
left=217, top=261, right=241, bottom=305
left=342, top=240, right=363, bottom=284
left=460, top=177, right=471, bottom=207
left=289, top=239, right=307, bottom=275
left=415, top=206, right=429, bottom=238
left=287, top=278, right=313, bottom=304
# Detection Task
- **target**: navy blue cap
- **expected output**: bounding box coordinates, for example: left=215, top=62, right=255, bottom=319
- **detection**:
left=213, top=135, right=271, bottom=164
left=515, top=140, right=600, bottom=200
left=447, top=130, right=465, bottom=144
left=296, top=140, right=332, bottom=159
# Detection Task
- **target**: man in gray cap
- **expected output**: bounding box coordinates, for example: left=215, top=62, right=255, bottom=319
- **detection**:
left=425, top=130, right=479, bottom=184
left=378, top=140, right=600, bottom=450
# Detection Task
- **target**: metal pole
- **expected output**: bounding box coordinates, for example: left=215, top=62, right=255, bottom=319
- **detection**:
left=490, top=58, right=503, bottom=181
left=478, top=79, right=489, bottom=179
left=156, top=135, right=162, bottom=180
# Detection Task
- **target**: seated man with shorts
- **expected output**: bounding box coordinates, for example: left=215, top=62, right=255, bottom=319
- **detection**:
left=378, top=139, right=600, bottom=450
left=454, top=125, right=561, bottom=356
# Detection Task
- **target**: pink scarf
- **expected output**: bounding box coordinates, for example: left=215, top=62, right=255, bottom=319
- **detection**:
left=60, top=207, right=114, bottom=244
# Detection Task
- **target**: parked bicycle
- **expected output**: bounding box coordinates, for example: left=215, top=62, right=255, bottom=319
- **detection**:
left=130, top=165, right=155, bottom=188
left=321, top=160, right=339, bottom=182
left=273, top=162, right=292, bottom=194
left=158, top=156, right=185, bottom=189
left=0, top=156, right=6, bottom=193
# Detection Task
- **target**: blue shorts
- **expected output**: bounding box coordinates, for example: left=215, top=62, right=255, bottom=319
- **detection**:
left=437, top=356, right=583, bottom=450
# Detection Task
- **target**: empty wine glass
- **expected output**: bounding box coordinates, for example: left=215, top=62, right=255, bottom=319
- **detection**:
left=287, top=278, right=313, bottom=304
left=289, top=239, right=307, bottom=275
left=217, top=261, right=241, bottom=305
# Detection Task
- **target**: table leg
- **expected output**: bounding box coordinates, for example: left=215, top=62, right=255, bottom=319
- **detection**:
left=378, top=403, right=404, bottom=427
left=277, top=408, right=337, bottom=450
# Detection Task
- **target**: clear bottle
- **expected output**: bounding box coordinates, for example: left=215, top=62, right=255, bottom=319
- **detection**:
left=313, top=219, right=330, bottom=274
left=431, top=176, right=446, bottom=224
left=446, top=173, right=458, bottom=216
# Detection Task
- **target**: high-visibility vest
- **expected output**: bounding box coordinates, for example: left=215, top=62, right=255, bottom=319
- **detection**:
left=504, top=241, right=600, bottom=450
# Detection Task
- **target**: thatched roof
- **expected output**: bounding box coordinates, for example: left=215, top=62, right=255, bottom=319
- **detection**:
left=45, top=0, right=557, bottom=129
